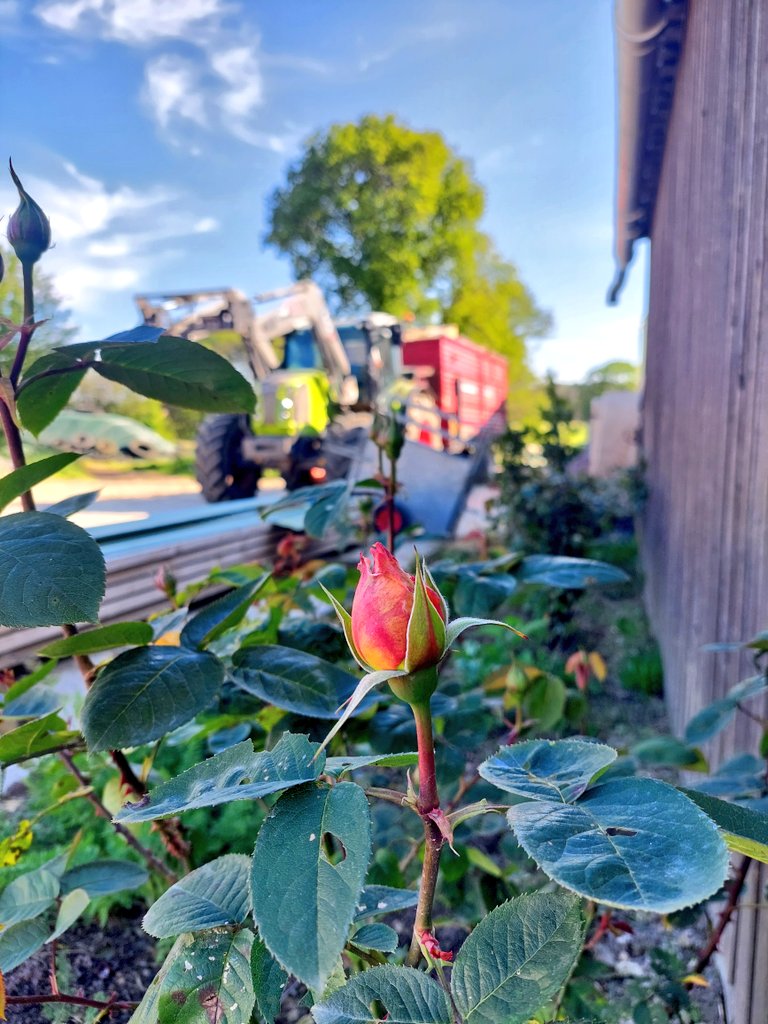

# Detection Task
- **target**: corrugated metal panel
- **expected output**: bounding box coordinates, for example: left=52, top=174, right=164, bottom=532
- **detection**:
left=641, top=2, right=768, bottom=1020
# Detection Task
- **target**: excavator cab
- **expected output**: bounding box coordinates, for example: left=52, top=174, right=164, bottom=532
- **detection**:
left=134, top=282, right=431, bottom=500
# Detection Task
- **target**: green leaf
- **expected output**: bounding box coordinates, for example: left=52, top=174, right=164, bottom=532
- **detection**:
left=47, top=887, right=89, bottom=943
left=128, top=927, right=254, bottom=1024
left=0, top=712, right=81, bottom=766
left=0, top=512, right=105, bottom=627
left=684, top=676, right=767, bottom=745
left=445, top=616, right=526, bottom=648
left=351, top=923, right=398, bottom=952
left=17, top=350, right=90, bottom=435
left=230, top=645, right=360, bottom=719
left=631, top=736, right=707, bottom=770
left=251, top=937, right=288, bottom=1023
left=116, top=734, right=324, bottom=823
left=317, top=669, right=407, bottom=756
left=480, top=739, right=617, bottom=803
left=311, top=965, right=451, bottom=1024
left=60, top=859, right=149, bottom=896
left=324, top=752, right=418, bottom=776
left=99, top=325, right=166, bottom=345
left=0, top=864, right=60, bottom=926
left=453, top=570, right=517, bottom=617
left=251, top=782, right=371, bottom=992
left=522, top=674, right=567, bottom=732
left=82, top=645, right=224, bottom=751
left=180, top=576, right=269, bottom=650
left=319, top=582, right=368, bottom=671
left=0, top=453, right=80, bottom=512
left=95, top=336, right=255, bottom=413
left=518, top=555, right=630, bottom=588
left=40, top=621, right=154, bottom=658
left=143, top=855, right=251, bottom=937
left=508, top=777, right=729, bottom=912
left=44, top=489, right=100, bottom=518
left=0, top=917, right=49, bottom=972
left=682, top=788, right=768, bottom=863
left=353, top=885, right=419, bottom=921
left=451, top=892, right=585, bottom=1024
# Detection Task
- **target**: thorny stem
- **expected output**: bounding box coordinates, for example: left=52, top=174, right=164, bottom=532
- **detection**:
left=406, top=699, right=444, bottom=967
left=59, top=751, right=177, bottom=882
left=693, top=854, right=753, bottom=976
left=0, top=257, right=192, bottom=874
left=6, top=994, right=138, bottom=1013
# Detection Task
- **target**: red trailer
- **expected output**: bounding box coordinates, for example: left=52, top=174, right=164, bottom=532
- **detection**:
left=401, top=327, right=508, bottom=442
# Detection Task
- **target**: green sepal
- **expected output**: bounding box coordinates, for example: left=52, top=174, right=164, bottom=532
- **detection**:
left=404, top=554, right=446, bottom=673
left=319, top=581, right=369, bottom=671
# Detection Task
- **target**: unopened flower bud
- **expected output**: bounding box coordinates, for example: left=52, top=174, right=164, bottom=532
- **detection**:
left=7, top=160, right=51, bottom=266
left=350, top=542, right=446, bottom=672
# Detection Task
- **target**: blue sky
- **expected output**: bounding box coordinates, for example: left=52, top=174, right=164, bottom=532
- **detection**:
left=1, top=0, right=647, bottom=382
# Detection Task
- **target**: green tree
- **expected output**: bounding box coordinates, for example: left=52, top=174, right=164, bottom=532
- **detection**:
left=0, top=243, right=75, bottom=372
left=576, top=359, right=640, bottom=420
left=266, top=116, right=551, bottom=402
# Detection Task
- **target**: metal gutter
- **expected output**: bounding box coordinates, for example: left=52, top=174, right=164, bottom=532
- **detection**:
left=608, top=0, right=687, bottom=303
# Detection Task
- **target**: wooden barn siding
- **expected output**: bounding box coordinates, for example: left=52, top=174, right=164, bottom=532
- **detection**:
left=640, top=2, right=768, bottom=1021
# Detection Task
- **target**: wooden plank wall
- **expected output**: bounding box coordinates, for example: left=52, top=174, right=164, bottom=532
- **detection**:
left=640, top=2, right=768, bottom=1021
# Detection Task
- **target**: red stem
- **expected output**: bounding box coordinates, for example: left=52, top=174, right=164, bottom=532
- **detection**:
left=693, top=854, right=752, bottom=975
left=6, top=994, right=137, bottom=1012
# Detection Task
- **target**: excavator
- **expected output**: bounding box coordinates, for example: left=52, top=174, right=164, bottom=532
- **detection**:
left=135, top=282, right=438, bottom=501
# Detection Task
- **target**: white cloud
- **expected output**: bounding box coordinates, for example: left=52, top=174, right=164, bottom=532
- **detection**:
left=530, top=313, right=644, bottom=383
left=35, top=0, right=225, bottom=44
left=34, top=0, right=299, bottom=153
left=1, top=160, right=219, bottom=315
left=144, top=54, right=208, bottom=129
left=211, top=44, right=263, bottom=118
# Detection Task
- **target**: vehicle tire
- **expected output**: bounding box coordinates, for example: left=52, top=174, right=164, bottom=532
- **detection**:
left=195, top=414, right=260, bottom=502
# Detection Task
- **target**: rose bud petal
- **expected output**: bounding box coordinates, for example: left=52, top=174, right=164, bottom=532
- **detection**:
left=351, top=543, right=445, bottom=671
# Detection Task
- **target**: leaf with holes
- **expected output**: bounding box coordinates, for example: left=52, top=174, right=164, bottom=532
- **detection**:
left=95, top=336, right=254, bottom=413
left=508, top=777, right=729, bottom=912
left=311, top=965, right=451, bottom=1024
left=0, top=453, right=80, bottom=512
left=480, top=739, right=617, bottom=803
left=251, top=782, right=371, bottom=992
left=115, top=734, right=323, bottom=822
left=40, top=621, right=153, bottom=658
left=0, top=512, right=105, bottom=627
left=251, top=937, right=288, bottom=1024
left=451, top=892, right=584, bottom=1024
left=230, top=645, right=361, bottom=719
left=60, top=860, right=149, bottom=897
left=82, top=646, right=224, bottom=751
left=143, top=855, right=250, bottom=938
left=180, top=576, right=269, bottom=650
left=129, top=927, right=254, bottom=1024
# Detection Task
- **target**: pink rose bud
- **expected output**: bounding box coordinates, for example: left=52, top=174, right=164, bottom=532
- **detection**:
left=351, top=542, right=446, bottom=672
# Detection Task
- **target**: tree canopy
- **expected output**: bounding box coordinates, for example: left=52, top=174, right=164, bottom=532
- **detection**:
left=266, top=115, right=551, bottom=383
